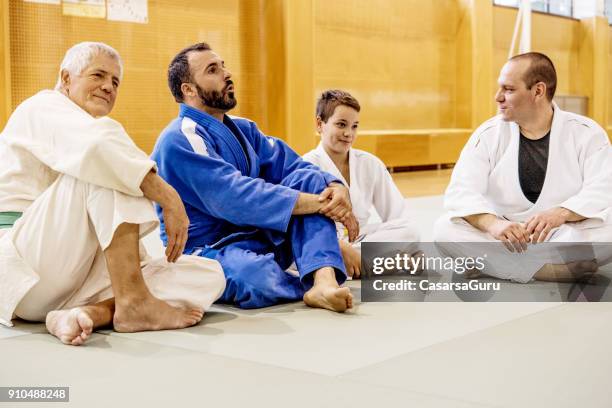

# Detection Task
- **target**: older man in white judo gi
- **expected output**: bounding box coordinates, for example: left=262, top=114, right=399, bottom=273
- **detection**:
left=434, top=52, right=612, bottom=283
left=0, top=42, right=225, bottom=345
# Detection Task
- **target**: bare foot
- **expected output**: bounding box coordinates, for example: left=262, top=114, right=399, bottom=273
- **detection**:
left=46, top=308, right=94, bottom=346
left=535, top=259, right=598, bottom=282
left=113, top=297, right=204, bottom=333
left=304, top=286, right=353, bottom=312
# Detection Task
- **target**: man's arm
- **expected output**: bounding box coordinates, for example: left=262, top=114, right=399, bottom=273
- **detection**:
left=464, top=213, right=529, bottom=252
left=444, top=125, right=499, bottom=219
left=140, top=170, right=189, bottom=263
left=292, top=193, right=323, bottom=215
left=155, top=135, right=300, bottom=234
left=292, top=189, right=359, bottom=242
left=525, top=207, right=586, bottom=243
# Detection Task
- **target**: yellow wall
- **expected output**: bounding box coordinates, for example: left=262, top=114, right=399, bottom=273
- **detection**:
left=7, top=0, right=264, bottom=153
left=493, top=7, right=580, bottom=98
left=313, top=0, right=459, bottom=130
left=2, top=1, right=611, bottom=158
left=609, top=25, right=612, bottom=138
left=0, top=1, right=11, bottom=126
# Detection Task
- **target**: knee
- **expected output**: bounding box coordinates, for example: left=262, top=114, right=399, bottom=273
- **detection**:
left=281, top=169, right=328, bottom=194
left=548, top=224, right=587, bottom=242
left=392, top=222, right=421, bottom=242
left=433, top=216, right=455, bottom=242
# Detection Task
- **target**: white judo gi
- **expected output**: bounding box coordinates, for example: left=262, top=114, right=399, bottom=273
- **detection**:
left=303, top=143, right=420, bottom=247
left=434, top=104, right=612, bottom=282
left=0, top=90, right=225, bottom=327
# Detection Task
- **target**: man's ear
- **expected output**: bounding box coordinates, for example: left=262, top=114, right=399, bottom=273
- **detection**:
left=534, top=82, right=547, bottom=99
left=181, top=83, right=196, bottom=99
left=60, top=69, right=71, bottom=89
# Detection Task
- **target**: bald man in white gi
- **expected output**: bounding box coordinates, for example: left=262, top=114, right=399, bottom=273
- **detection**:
left=0, top=42, right=225, bottom=345
left=434, top=52, right=612, bottom=283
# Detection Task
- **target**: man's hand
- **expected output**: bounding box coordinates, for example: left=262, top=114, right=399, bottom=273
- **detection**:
left=140, top=171, right=190, bottom=263
left=464, top=213, right=529, bottom=253
left=339, top=240, right=361, bottom=279
left=525, top=207, right=574, bottom=243
left=318, top=183, right=352, bottom=223
left=487, top=219, right=530, bottom=253
left=340, top=212, right=360, bottom=243
left=161, top=192, right=190, bottom=263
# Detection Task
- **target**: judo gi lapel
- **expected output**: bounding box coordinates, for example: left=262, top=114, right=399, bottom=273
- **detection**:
left=507, top=121, right=533, bottom=208
left=506, top=103, right=563, bottom=217
left=179, top=105, right=250, bottom=176
left=534, top=103, right=565, bottom=210
left=315, top=142, right=349, bottom=187
left=223, top=116, right=255, bottom=177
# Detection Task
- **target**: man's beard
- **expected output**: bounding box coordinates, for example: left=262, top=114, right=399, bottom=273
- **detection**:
left=196, top=81, right=237, bottom=111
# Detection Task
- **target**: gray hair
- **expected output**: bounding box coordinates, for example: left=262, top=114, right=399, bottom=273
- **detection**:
left=54, top=42, right=123, bottom=89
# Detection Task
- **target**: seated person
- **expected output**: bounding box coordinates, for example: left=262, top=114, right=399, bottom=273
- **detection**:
left=434, top=52, right=612, bottom=283
left=0, top=42, right=226, bottom=345
left=303, top=90, right=420, bottom=278
left=152, top=43, right=359, bottom=312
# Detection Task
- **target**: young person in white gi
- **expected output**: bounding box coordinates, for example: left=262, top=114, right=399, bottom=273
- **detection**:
left=434, top=52, right=612, bottom=283
left=0, top=42, right=225, bottom=345
left=303, top=90, right=420, bottom=279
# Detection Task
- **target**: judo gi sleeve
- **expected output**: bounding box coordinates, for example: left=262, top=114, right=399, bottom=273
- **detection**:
left=560, top=131, right=612, bottom=220
left=444, top=128, right=500, bottom=220
left=8, top=93, right=155, bottom=197
left=372, top=158, right=410, bottom=222
left=156, top=136, right=300, bottom=233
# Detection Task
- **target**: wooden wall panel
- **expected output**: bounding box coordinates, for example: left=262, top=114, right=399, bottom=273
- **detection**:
left=609, top=25, right=612, bottom=139
left=493, top=7, right=580, bottom=98
left=5, top=1, right=610, bottom=160
left=7, top=0, right=262, bottom=154
left=313, top=0, right=459, bottom=131
left=0, top=1, right=11, bottom=127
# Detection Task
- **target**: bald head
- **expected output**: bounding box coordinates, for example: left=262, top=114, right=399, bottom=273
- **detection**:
left=509, top=52, right=557, bottom=101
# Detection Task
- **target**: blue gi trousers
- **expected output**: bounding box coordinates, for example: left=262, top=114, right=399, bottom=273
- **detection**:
left=205, top=169, right=346, bottom=309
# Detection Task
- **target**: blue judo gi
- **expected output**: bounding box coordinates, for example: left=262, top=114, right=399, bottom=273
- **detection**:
left=152, top=104, right=347, bottom=308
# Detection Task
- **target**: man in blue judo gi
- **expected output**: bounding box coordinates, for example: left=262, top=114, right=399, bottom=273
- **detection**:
left=152, top=42, right=359, bottom=312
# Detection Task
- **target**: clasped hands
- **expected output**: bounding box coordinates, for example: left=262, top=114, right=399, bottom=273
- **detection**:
left=318, top=182, right=359, bottom=242
left=488, top=207, right=570, bottom=253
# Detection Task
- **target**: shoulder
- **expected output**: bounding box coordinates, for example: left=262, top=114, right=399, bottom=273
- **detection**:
left=227, top=115, right=260, bottom=134
left=559, top=109, right=609, bottom=145
left=352, top=148, right=387, bottom=169
left=472, top=115, right=504, bottom=139
left=153, top=117, right=191, bottom=153
left=302, top=148, right=321, bottom=163
left=11, top=90, right=68, bottom=117
left=464, top=115, right=510, bottom=151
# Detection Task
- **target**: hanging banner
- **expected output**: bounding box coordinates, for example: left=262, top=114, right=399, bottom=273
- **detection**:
left=62, top=0, right=106, bottom=19
left=107, top=0, right=148, bottom=24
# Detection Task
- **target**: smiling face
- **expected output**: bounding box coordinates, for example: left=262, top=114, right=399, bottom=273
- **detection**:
left=494, top=59, right=536, bottom=123
left=61, top=52, right=121, bottom=117
left=317, top=104, right=360, bottom=156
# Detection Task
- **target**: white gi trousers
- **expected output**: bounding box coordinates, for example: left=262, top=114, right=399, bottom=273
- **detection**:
left=433, top=216, right=612, bottom=283
left=5, top=174, right=225, bottom=322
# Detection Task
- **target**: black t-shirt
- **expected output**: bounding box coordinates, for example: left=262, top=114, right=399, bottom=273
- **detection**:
left=518, top=131, right=550, bottom=203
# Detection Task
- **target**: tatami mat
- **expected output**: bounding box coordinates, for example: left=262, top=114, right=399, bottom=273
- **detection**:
left=342, top=302, right=612, bottom=408
left=2, top=194, right=611, bottom=408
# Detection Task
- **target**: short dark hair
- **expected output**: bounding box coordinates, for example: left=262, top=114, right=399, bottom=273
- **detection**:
left=509, top=52, right=557, bottom=101
left=168, top=42, right=212, bottom=103
left=316, top=89, right=361, bottom=122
